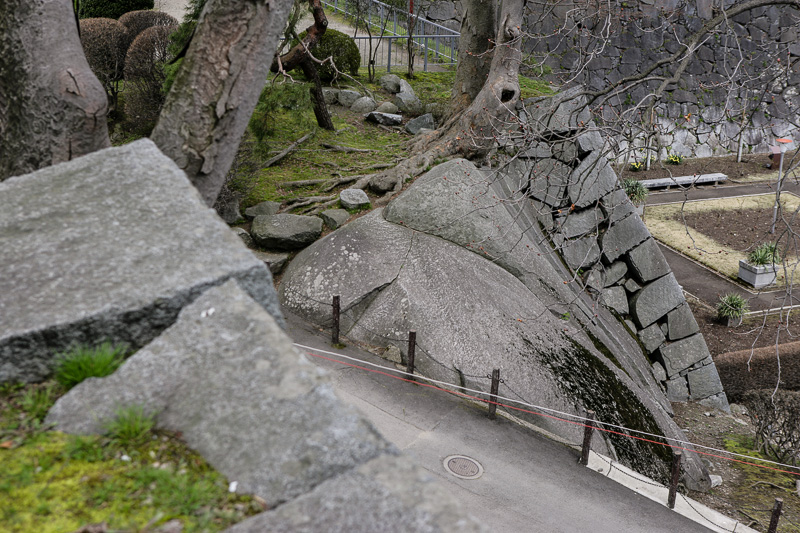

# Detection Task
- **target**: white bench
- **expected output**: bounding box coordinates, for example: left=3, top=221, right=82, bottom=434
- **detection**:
left=639, top=173, right=728, bottom=190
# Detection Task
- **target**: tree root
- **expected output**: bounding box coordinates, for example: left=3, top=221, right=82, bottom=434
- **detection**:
left=281, top=195, right=335, bottom=211
left=300, top=198, right=340, bottom=215
left=749, top=481, right=795, bottom=492
left=265, top=131, right=314, bottom=167
left=321, top=143, right=374, bottom=153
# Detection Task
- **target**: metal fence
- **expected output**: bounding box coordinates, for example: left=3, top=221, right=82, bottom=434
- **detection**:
left=322, top=0, right=460, bottom=71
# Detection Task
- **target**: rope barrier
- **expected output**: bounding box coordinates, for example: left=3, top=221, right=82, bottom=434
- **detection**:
left=295, top=342, right=800, bottom=477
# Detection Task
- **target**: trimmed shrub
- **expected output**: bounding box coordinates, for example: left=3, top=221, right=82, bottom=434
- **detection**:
left=716, top=341, right=800, bottom=402
left=124, top=25, right=177, bottom=134
left=295, top=29, right=361, bottom=81
left=119, top=10, right=178, bottom=40
left=78, top=0, right=154, bottom=19
left=79, top=17, right=131, bottom=111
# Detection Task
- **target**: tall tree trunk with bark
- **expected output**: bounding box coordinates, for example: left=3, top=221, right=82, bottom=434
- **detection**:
left=448, top=0, right=496, bottom=117
left=0, top=0, right=110, bottom=181
left=151, top=0, right=293, bottom=207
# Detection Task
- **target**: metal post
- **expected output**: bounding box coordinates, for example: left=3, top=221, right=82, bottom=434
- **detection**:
left=423, top=36, right=428, bottom=71
left=331, top=295, right=340, bottom=345
left=406, top=331, right=416, bottom=375
left=387, top=36, right=392, bottom=72
left=668, top=452, right=682, bottom=509
left=579, top=410, right=595, bottom=466
left=488, top=369, right=500, bottom=420
left=767, top=498, right=783, bottom=533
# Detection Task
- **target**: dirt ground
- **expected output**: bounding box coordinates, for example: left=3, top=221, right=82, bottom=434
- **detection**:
left=617, top=152, right=800, bottom=183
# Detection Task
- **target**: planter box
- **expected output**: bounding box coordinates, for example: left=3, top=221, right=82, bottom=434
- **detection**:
left=738, top=260, right=777, bottom=288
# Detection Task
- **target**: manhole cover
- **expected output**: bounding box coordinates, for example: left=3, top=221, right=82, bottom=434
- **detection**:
left=443, top=455, right=483, bottom=480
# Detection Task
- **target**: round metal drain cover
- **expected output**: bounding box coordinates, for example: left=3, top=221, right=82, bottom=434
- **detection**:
left=443, top=455, right=483, bottom=480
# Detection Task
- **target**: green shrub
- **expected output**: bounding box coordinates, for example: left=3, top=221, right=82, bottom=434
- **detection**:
left=78, top=0, right=154, bottom=19
left=295, top=29, right=361, bottom=81
left=54, top=342, right=127, bottom=390
left=622, top=179, right=648, bottom=204
left=118, top=10, right=177, bottom=40
left=747, top=242, right=780, bottom=266
left=716, top=293, right=749, bottom=320
left=103, top=405, right=155, bottom=448
left=79, top=17, right=131, bottom=107
left=248, top=82, right=313, bottom=142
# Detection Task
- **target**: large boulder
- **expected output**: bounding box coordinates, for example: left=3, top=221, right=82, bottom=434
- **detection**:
left=46, top=282, right=483, bottom=532
left=251, top=214, right=323, bottom=250
left=0, top=139, right=282, bottom=384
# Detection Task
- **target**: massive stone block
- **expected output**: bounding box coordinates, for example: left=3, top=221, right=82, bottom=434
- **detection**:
left=627, top=238, right=671, bottom=283
left=630, top=274, right=684, bottom=328
left=601, top=214, right=651, bottom=263
left=687, top=363, right=725, bottom=400
left=0, top=140, right=282, bottom=383
left=659, top=334, right=712, bottom=378
left=46, top=281, right=392, bottom=507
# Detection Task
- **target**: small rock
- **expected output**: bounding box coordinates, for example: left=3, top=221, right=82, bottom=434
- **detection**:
left=379, top=73, right=402, bottom=93
left=339, top=188, right=371, bottom=210
left=337, top=90, right=361, bottom=108
left=405, top=113, right=435, bottom=135
left=251, top=214, right=323, bottom=250
left=244, top=200, right=280, bottom=219
left=322, top=87, right=339, bottom=105
left=384, top=345, right=402, bottom=364
left=320, top=208, right=349, bottom=230
left=232, top=227, right=253, bottom=248
left=154, top=520, right=184, bottom=533
left=365, top=112, right=402, bottom=126
left=394, top=91, right=424, bottom=116
left=351, top=96, right=377, bottom=113
left=251, top=250, right=290, bottom=274
left=375, top=101, right=399, bottom=114
left=710, top=475, right=723, bottom=488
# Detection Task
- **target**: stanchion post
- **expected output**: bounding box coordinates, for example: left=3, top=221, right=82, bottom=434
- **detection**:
left=331, top=295, right=340, bottom=345
left=406, top=331, right=416, bottom=375
left=668, top=451, right=682, bottom=509
left=767, top=498, right=783, bottom=533
left=579, top=410, right=595, bottom=466
left=488, top=369, right=500, bottom=420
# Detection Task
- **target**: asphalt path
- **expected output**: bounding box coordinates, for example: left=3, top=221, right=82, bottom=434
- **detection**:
left=285, top=310, right=712, bottom=532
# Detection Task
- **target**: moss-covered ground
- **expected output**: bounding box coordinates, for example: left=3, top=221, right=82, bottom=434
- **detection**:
left=0, top=382, right=262, bottom=532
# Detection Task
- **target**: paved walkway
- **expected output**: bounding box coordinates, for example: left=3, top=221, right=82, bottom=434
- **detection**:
left=285, top=310, right=723, bottom=533
left=645, top=179, right=800, bottom=312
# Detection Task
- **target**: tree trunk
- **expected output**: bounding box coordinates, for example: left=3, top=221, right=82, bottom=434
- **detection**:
left=151, top=0, right=292, bottom=206
left=448, top=0, right=496, bottom=117
left=300, top=58, right=335, bottom=131
left=0, top=0, right=110, bottom=181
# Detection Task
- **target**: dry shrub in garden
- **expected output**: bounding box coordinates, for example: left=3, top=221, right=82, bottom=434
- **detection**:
left=79, top=18, right=131, bottom=110
left=715, top=342, right=800, bottom=401
left=742, top=389, right=800, bottom=465
left=124, top=25, right=176, bottom=134
left=119, top=10, right=178, bottom=41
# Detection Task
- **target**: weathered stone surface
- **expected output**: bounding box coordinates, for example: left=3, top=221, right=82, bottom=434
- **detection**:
left=338, top=90, right=361, bottom=108
left=351, top=96, right=377, bottom=113
left=215, top=198, right=242, bottom=224
left=639, top=323, right=666, bottom=353
left=569, top=155, right=618, bottom=208
left=375, top=101, right=399, bottom=114
left=366, top=112, right=402, bottom=126
left=603, top=261, right=628, bottom=287
left=245, top=200, right=280, bottom=219
left=528, top=158, right=572, bottom=207
left=687, top=363, right=724, bottom=400
left=405, top=113, right=435, bottom=135
left=624, top=279, right=642, bottom=293
left=557, top=208, right=602, bottom=239
left=320, top=209, right=350, bottom=230
left=602, top=286, right=628, bottom=314
left=652, top=362, right=667, bottom=382
left=252, top=251, right=290, bottom=274
left=232, top=227, right=254, bottom=248
left=561, top=236, right=601, bottom=270
left=600, top=188, right=636, bottom=225
left=601, top=213, right=651, bottom=263
left=630, top=274, right=684, bottom=328
left=519, top=142, right=553, bottom=159
left=379, top=74, right=402, bottom=93
left=47, top=281, right=390, bottom=505
left=322, top=87, right=339, bottom=105
left=251, top=214, right=323, bottom=251
left=384, top=345, right=402, bottom=364
left=394, top=91, right=424, bottom=116
left=340, top=188, right=371, bottom=210
left=627, top=238, right=671, bottom=283
left=226, top=455, right=485, bottom=533
left=523, top=88, right=592, bottom=134
left=577, top=130, right=604, bottom=155
left=667, top=303, right=700, bottom=341
left=0, top=140, right=282, bottom=383
left=699, top=392, right=731, bottom=413
left=666, top=376, right=689, bottom=402
left=659, top=334, right=711, bottom=377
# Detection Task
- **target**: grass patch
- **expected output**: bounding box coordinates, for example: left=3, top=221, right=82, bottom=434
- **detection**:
left=644, top=194, right=800, bottom=286
left=0, top=383, right=262, bottom=532
left=54, top=342, right=127, bottom=390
